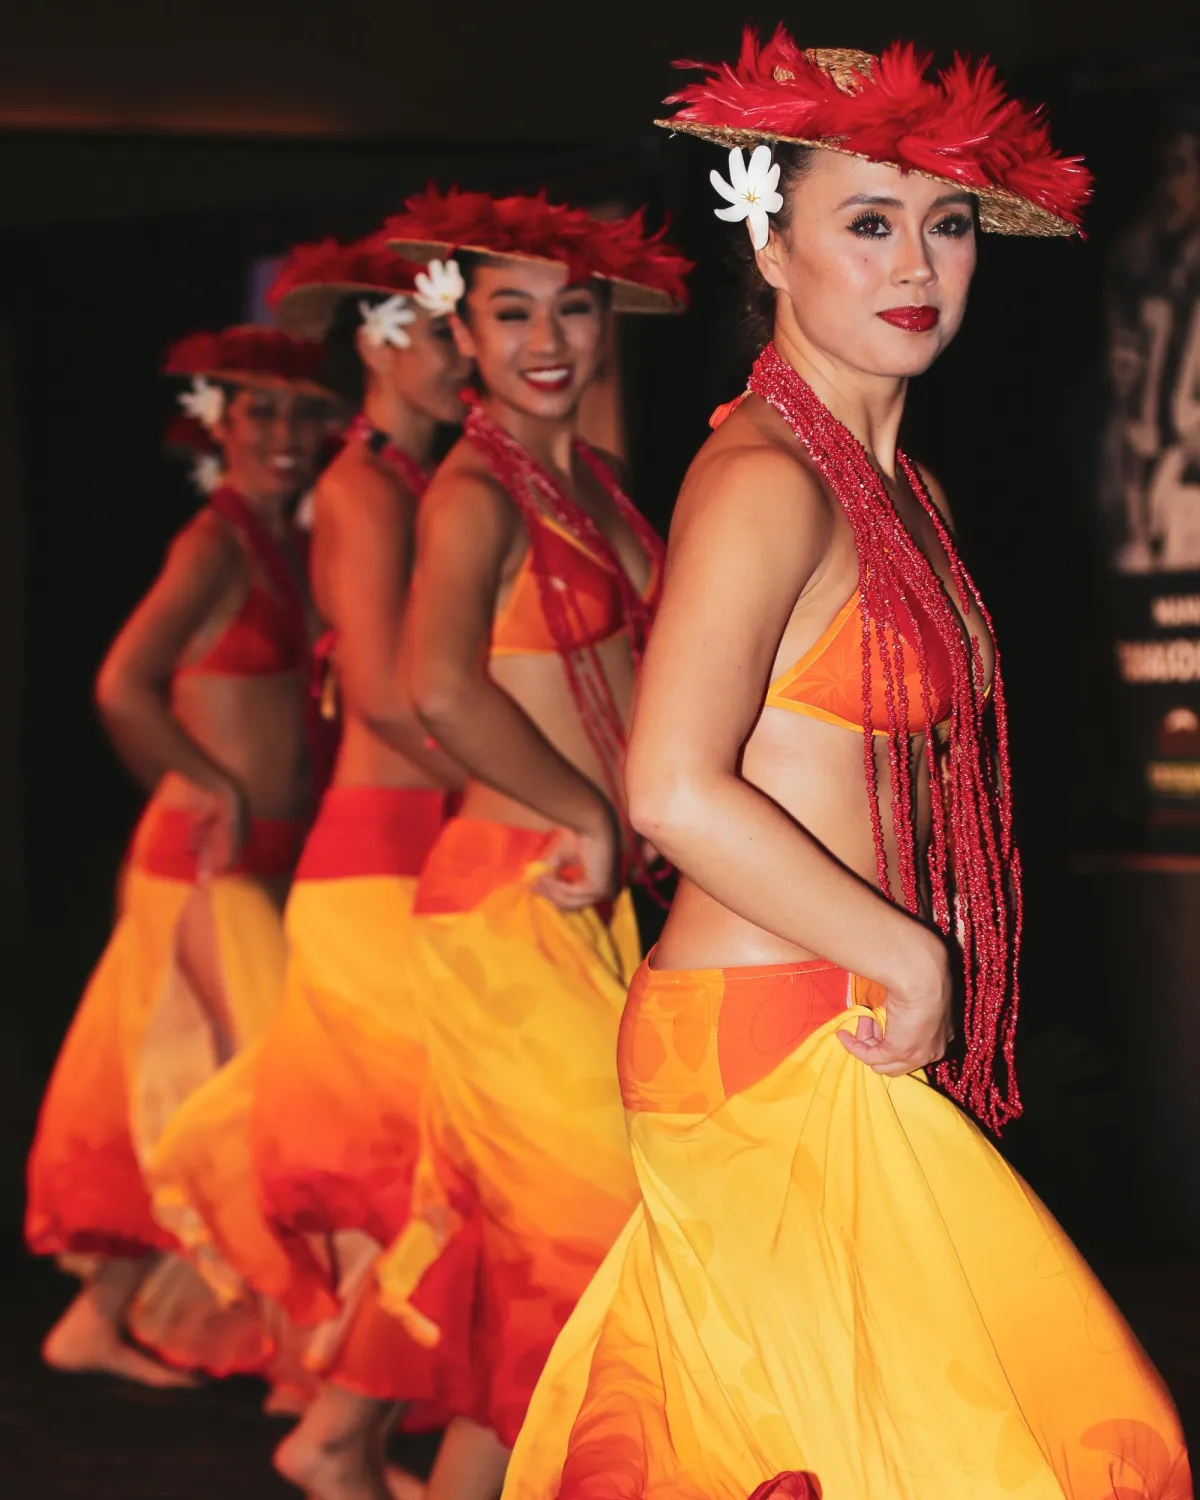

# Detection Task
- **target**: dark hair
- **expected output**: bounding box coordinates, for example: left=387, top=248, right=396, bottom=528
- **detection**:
left=732, top=142, right=816, bottom=351
left=454, top=248, right=613, bottom=322
left=317, top=291, right=389, bottom=408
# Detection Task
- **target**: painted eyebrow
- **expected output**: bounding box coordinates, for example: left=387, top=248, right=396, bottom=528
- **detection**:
left=835, top=191, right=975, bottom=211
left=487, top=287, right=534, bottom=300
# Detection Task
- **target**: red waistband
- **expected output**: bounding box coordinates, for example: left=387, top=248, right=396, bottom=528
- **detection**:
left=413, top=818, right=554, bottom=915
left=295, top=785, right=449, bottom=881
left=135, top=807, right=305, bottom=882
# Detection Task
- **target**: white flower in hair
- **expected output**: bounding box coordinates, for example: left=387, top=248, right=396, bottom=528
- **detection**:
left=294, top=489, right=316, bottom=532
left=178, top=376, right=225, bottom=432
left=711, top=144, right=784, bottom=251
left=359, top=294, right=417, bottom=349
left=191, top=453, right=224, bottom=496
left=413, top=258, right=465, bottom=317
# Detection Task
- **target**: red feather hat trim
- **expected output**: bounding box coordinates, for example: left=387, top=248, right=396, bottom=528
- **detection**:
left=267, top=234, right=428, bottom=340
left=163, top=324, right=330, bottom=393
left=657, top=27, right=1092, bottom=236
left=384, top=187, right=692, bottom=313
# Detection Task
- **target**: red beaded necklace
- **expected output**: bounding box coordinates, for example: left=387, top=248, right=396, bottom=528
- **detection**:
left=748, top=343, right=1021, bottom=1132
left=346, top=411, right=431, bottom=498
left=464, top=398, right=665, bottom=872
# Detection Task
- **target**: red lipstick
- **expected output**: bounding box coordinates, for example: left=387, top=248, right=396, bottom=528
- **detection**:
left=877, top=306, right=940, bottom=333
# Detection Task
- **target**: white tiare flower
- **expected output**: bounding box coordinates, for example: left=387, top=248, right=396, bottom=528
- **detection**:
left=413, top=258, right=465, bottom=317
left=294, top=489, right=316, bottom=532
left=711, top=144, right=784, bottom=251
left=359, top=294, right=417, bottom=349
left=178, top=376, right=225, bottom=432
left=191, top=453, right=224, bottom=496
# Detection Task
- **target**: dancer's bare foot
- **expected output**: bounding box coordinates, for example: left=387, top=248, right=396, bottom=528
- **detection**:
left=43, top=1297, right=198, bottom=1389
left=275, top=1427, right=391, bottom=1500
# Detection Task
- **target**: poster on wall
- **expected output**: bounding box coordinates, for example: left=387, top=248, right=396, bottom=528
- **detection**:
left=1101, top=118, right=1200, bottom=848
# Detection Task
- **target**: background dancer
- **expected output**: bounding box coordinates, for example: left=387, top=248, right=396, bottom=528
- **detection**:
left=371, top=187, right=688, bottom=1499
left=26, top=326, right=330, bottom=1388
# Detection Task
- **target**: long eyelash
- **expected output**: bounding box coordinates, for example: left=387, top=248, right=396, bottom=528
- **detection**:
left=931, top=213, right=974, bottom=237
left=849, top=211, right=889, bottom=237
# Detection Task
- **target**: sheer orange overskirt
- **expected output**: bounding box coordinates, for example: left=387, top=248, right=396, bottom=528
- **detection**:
left=25, top=805, right=296, bottom=1263
left=504, top=959, right=1191, bottom=1500
left=375, top=818, right=642, bottom=1445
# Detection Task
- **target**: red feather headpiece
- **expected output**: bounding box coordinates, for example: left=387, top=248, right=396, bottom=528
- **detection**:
left=163, top=324, right=330, bottom=393
left=268, top=234, right=428, bottom=340
left=384, top=187, right=692, bottom=312
left=657, top=27, right=1092, bottom=236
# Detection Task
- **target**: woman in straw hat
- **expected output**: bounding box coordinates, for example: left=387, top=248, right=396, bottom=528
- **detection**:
left=26, top=327, right=331, bottom=1388
left=503, top=29, right=1190, bottom=1500
left=142, top=235, right=478, bottom=1498
left=358, top=186, right=688, bottom=1496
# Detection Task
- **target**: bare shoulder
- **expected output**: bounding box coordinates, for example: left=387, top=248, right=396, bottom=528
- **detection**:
left=672, top=396, right=835, bottom=558
left=317, top=441, right=408, bottom=521
left=168, top=506, right=244, bottom=577
left=914, top=461, right=956, bottom=530
left=423, top=436, right=518, bottom=543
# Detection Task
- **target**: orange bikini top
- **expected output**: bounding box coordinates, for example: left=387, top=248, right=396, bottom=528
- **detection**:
left=177, top=487, right=308, bottom=680
left=491, top=509, right=660, bottom=657
left=766, top=582, right=957, bottom=734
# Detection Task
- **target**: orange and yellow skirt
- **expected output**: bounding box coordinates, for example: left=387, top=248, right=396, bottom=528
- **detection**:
left=25, top=804, right=298, bottom=1264
left=376, top=817, right=642, bottom=1445
left=504, top=958, right=1191, bottom=1500
left=142, top=786, right=457, bottom=1405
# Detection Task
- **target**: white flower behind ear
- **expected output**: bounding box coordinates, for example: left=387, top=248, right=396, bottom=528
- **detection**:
left=711, top=144, right=783, bottom=251
left=413, top=258, right=465, bottom=317
left=294, top=489, right=316, bottom=532
left=178, top=376, right=225, bottom=431
left=359, top=294, right=417, bottom=349
left=191, top=453, right=224, bottom=496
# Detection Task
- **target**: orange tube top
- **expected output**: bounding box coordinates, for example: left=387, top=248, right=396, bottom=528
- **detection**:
left=491, top=514, right=659, bottom=657
left=765, top=588, right=956, bottom=735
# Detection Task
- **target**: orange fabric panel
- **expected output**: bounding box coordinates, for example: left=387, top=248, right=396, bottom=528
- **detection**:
left=412, top=818, right=553, bottom=915
left=135, top=806, right=305, bottom=882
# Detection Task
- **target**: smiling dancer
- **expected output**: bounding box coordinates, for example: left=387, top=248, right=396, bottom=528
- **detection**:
left=26, top=326, right=328, bottom=1388
left=360, top=188, right=687, bottom=1497
left=141, top=237, right=477, bottom=1500
left=503, top=31, right=1191, bottom=1500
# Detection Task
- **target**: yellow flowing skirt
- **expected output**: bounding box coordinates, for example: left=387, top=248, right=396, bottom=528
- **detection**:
left=504, top=959, right=1191, bottom=1500
left=376, top=817, right=642, bottom=1445
left=26, top=805, right=295, bottom=1263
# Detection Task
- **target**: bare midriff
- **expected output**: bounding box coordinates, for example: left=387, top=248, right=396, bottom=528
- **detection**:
left=460, top=632, right=637, bottom=829
left=157, top=669, right=311, bottom=822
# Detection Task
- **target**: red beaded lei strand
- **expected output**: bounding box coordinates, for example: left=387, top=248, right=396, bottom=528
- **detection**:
left=346, top=412, right=431, bottom=499
left=463, top=398, right=665, bottom=872
left=748, top=343, right=1022, bottom=1132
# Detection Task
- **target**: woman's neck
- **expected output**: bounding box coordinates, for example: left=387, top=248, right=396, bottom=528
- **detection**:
left=362, top=385, right=436, bottom=467
left=772, top=322, right=908, bottom=480
left=219, top=469, right=292, bottom=537
left=481, top=392, right=578, bottom=480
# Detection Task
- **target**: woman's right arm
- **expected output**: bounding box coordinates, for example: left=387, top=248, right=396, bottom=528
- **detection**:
left=405, top=469, right=619, bottom=907
left=625, top=437, right=951, bottom=1075
left=94, top=515, right=244, bottom=804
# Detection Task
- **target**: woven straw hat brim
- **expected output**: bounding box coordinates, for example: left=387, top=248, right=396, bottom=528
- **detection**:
left=385, top=237, right=683, bottom=314
left=274, top=281, right=420, bottom=342
left=181, top=366, right=336, bottom=400
left=654, top=118, right=1077, bottom=238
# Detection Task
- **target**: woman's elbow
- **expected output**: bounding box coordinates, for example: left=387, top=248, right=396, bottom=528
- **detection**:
left=626, top=754, right=704, bottom=846
left=409, top=659, right=471, bottom=736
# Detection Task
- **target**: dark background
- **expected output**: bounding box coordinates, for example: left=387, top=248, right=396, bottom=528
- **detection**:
left=2, top=2, right=1200, bottom=1489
